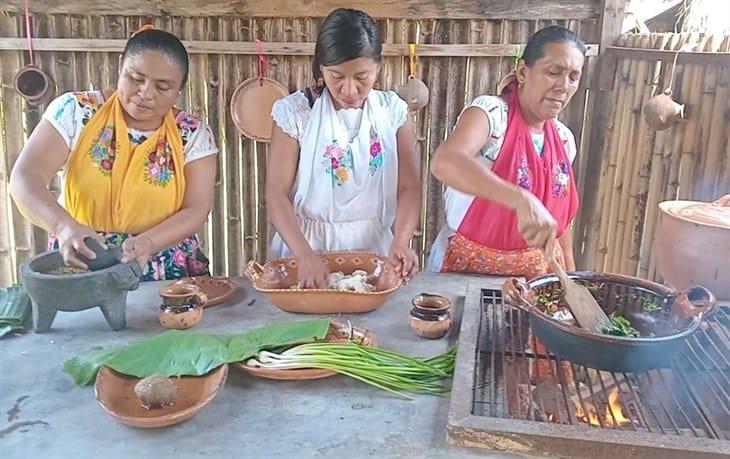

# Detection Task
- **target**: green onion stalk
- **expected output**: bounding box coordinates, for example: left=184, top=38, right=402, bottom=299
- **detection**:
left=246, top=343, right=457, bottom=400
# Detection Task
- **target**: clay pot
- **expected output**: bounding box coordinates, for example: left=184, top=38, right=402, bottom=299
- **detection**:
left=13, top=65, right=55, bottom=106
left=395, top=76, right=430, bottom=112
left=409, top=293, right=452, bottom=339
left=654, top=200, right=730, bottom=300
left=158, top=283, right=207, bottom=329
left=643, top=89, right=684, bottom=131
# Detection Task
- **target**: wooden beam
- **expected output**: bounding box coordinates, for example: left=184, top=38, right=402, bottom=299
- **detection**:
left=1, top=0, right=601, bottom=19
left=596, top=0, right=626, bottom=91
left=606, top=46, right=730, bottom=66
left=0, top=38, right=600, bottom=57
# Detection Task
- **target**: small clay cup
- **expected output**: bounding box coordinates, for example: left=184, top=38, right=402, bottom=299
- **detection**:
left=158, top=283, right=207, bottom=330
left=409, top=293, right=452, bottom=339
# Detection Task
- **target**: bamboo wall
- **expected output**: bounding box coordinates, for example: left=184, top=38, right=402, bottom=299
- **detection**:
left=576, top=32, right=730, bottom=281
left=0, top=11, right=600, bottom=286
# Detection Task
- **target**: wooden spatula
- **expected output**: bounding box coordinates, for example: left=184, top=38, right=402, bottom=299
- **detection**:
left=545, top=244, right=610, bottom=333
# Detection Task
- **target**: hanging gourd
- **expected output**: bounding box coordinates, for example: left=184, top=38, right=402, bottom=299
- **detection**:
left=396, top=44, right=429, bottom=112
left=643, top=49, right=685, bottom=131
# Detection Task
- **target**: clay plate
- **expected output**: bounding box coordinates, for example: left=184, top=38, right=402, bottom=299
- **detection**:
left=234, top=322, right=377, bottom=380
left=94, top=364, right=228, bottom=428
left=171, top=276, right=237, bottom=307
left=230, top=76, right=287, bottom=142
left=244, top=251, right=404, bottom=314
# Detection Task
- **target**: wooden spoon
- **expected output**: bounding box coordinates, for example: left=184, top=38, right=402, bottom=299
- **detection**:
left=545, top=243, right=610, bottom=333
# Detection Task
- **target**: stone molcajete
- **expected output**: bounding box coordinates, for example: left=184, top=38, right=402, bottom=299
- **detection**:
left=20, top=250, right=142, bottom=332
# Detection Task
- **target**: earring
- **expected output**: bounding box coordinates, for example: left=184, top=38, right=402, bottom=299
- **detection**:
left=518, top=80, right=525, bottom=89
left=373, top=80, right=382, bottom=90
left=316, top=77, right=324, bottom=88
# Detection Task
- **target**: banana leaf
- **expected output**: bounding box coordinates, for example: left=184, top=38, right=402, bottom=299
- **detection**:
left=0, top=285, right=30, bottom=338
left=225, top=318, right=335, bottom=361
left=63, top=317, right=331, bottom=385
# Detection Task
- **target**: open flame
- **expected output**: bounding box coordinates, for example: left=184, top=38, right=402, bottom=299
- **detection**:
left=574, top=388, right=630, bottom=427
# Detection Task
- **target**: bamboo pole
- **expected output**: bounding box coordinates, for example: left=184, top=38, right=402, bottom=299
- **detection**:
left=616, top=34, right=657, bottom=275
left=607, top=34, right=649, bottom=273
left=212, top=17, right=235, bottom=276
left=649, top=34, right=689, bottom=281
left=239, top=18, right=257, bottom=266
left=637, top=34, right=673, bottom=279
left=605, top=32, right=640, bottom=272
left=0, top=15, right=19, bottom=285
left=22, top=14, right=50, bottom=255
left=422, top=18, right=448, bottom=267
left=200, top=16, right=218, bottom=273
left=675, top=36, right=706, bottom=200
left=664, top=33, right=692, bottom=200
left=415, top=19, right=433, bottom=265
left=1, top=14, right=29, bottom=284
left=594, top=34, right=635, bottom=271
left=693, top=41, right=727, bottom=201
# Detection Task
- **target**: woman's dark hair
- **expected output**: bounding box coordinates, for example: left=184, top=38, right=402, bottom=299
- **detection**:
left=521, top=25, right=586, bottom=66
left=121, top=28, right=189, bottom=87
left=312, top=8, right=382, bottom=80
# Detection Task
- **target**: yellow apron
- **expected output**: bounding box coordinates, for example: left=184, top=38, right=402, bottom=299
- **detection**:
left=64, top=92, right=185, bottom=234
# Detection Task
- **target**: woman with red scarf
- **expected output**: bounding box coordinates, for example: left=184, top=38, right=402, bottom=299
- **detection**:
left=428, top=26, right=586, bottom=278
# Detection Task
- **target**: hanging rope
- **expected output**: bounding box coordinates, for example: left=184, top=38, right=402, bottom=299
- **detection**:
left=255, top=39, right=271, bottom=86
left=23, top=0, right=34, bottom=66
left=666, top=48, right=681, bottom=93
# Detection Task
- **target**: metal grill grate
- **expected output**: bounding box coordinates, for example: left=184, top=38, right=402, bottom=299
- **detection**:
left=473, top=289, right=730, bottom=438
left=447, top=282, right=730, bottom=458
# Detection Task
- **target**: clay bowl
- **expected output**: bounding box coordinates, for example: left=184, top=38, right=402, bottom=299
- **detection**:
left=169, top=276, right=237, bottom=308
left=654, top=200, right=730, bottom=300
left=94, top=364, right=228, bottom=428
left=409, top=293, right=452, bottom=340
left=158, top=304, right=204, bottom=330
left=244, top=251, right=404, bottom=314
left=234, top=321, right=377, bottom=380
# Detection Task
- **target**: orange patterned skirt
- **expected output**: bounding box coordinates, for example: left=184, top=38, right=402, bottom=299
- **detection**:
left=440, top=232, right=564, bottom=279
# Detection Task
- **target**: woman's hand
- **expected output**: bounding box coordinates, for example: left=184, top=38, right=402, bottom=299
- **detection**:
left=388, top=243, right=419, bottom=280
left=55, top=220, right=106, bottom=270
left=515, top=191, right=557, bottom=250
left=501, top=278, right=527, bottom=305
left=295, top=250, right=330, bottom=289
left=712, top=194, right=730, bottom=207
left=121, top=236, right=154, bottom=267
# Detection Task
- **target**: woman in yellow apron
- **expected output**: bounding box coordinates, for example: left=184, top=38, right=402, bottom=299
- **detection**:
left=9, top=27, right=218, bottom=281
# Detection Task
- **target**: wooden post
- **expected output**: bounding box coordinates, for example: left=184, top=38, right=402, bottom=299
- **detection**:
left=574, top=0, right=627, bottom=270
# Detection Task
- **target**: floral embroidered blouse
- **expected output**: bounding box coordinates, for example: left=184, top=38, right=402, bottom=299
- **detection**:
left=43, top=91, right=218, bottom=165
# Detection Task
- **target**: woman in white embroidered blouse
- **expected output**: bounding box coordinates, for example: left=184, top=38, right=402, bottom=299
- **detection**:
left=266, top=8, right=421, bottom=288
